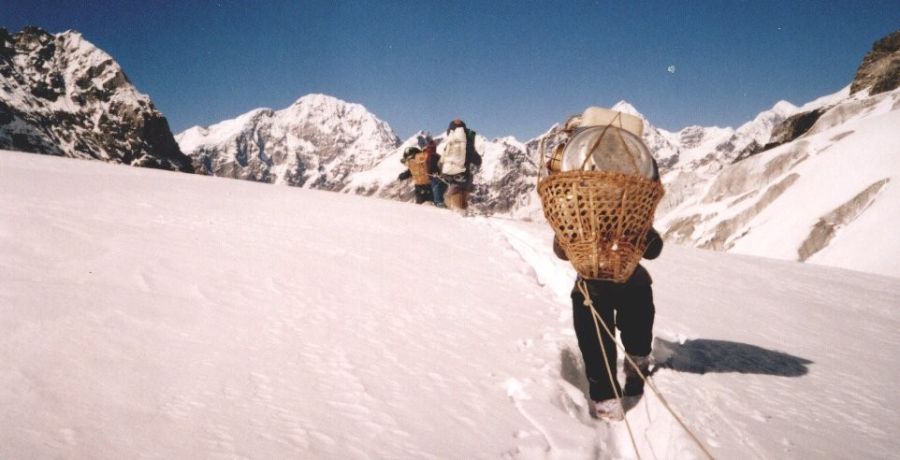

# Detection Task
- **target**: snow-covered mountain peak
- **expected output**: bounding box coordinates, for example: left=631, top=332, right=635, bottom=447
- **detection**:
left=731, top=100, right=799, bottom=148
left=771, top=99, right=799, bottom=115
left=745, top=100, right=799, bottom=128
left=611, top=100, right=643, bottom=118
left=176, top=108, right=275, bottom=154
left=279, top=94, right=398, bottom=144
left=177, top=93, right=400, bottom=189
left=56, top=29, right=114, bottom=66
left=0, top=26, right=191, bottom=171
left=292, top=92, right=335, bottom=105
left=288, top=93, right=342, bottom=113
left=286, top=93, right=371, bottom=119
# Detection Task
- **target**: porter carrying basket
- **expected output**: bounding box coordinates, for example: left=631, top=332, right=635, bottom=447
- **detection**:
left=537, top=110, right=664, bottom=283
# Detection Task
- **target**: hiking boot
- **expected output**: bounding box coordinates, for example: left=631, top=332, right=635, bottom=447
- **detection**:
left=624, top=354, right=650, bottom=397
left=594, top=399, right=624, bottom=421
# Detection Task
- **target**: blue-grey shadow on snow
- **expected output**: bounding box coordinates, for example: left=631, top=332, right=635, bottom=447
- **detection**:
left=560, top=346, right=591, bottom=399
left=653, top=338, right=813, bottom=377
left=558, top=338, right=812, bottom=418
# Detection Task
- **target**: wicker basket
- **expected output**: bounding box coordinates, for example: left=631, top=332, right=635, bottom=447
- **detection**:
left=406, top=153, right=431, bottom=185
left=538, top=170, right=664, bottom=282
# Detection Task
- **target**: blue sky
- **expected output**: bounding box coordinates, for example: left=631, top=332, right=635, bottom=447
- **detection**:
left=4, top=0, right=899, bottom=140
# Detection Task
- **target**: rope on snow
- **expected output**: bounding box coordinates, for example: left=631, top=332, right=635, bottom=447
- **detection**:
left=576, top=279, right=715, bottom=460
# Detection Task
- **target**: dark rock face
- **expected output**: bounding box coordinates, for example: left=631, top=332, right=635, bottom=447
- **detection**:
left=732, top=140, right=762, bottom=163
left=469, top=138, right=539, bottom=215
left=678, top=126, right=707, bottom=149
left=0, top=27, right=192, bottom=172
left=851, top=30, right=900, bottom=96
left=762, top=108, right=826, bottom=151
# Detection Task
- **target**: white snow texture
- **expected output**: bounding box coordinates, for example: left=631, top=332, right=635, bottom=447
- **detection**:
left=2, top=150, right=899, bottom=459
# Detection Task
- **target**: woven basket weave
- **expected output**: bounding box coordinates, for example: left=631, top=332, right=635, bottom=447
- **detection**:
left=538, top=170, right=664, bottom=282
left=406, top=153, right=431, bottom=185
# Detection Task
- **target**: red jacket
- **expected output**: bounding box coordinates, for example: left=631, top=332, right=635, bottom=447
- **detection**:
left=423, top=141, right=439, bottom=175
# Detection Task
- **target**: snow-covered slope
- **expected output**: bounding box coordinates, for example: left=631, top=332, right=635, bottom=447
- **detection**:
left=507, top=73, right=899, bottom=279
left=176, top=94, right=401, bottom=189
left=0, top=27, right=191, bottom=171
left=657, top=86, right=900, bottom=277
left=620, top=32, right=900, bottom=277
left=3, top=150, right=899, bottom=458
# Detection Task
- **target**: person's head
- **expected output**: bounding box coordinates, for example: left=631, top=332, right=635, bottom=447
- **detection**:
left=424, top=135, right=434, bottom=145
left=447, top=118, right=466, bottom=132
left=403, top=146, right=421, bottom=160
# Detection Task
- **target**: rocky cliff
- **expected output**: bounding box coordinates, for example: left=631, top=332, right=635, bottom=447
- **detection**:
left=0, top=27, right=192, bottom=171
left=850, top=30, right=900, bottom=96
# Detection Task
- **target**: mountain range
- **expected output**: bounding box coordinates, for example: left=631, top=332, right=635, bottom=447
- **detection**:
left=2, top=26, right=899, bottom=278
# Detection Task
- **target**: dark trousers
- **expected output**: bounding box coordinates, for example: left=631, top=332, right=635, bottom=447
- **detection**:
left=445, top=173, right=473, bottom=211
left=414, top=184, right=433, bottom=204
left=571, top=279, right=655, bottom=401
left=431, top=178, right=447, bottom=206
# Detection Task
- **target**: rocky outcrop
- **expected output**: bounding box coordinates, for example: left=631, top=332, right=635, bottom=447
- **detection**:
left=762, top=108, right=826, bottom=150
left=0, top=27, right=192, bottom=172
left=699, top=173, right=799, bottom=250
left=850, top=30, right=900, bottom=96
left=469, top=136, right=539, bottom=216
left=797, top=178, right=890, bottom=261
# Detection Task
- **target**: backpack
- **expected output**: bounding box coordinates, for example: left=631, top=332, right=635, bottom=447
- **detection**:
left=406, top=151, right=431, bottom=185
left=441, top=127, right=468, bottom=175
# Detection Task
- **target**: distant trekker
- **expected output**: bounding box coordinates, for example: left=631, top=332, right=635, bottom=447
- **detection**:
left=439, top=119, right=482, bottom=212
left=397, top=146, right=434, bottom=204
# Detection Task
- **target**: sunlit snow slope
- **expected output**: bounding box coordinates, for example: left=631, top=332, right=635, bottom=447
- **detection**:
left=2, top=150, right=899, bottom=459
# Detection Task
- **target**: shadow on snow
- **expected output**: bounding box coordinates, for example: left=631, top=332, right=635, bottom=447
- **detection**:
left=559, top=338, right=813, bottom=414
left=653, top=338, right=813, bottom=377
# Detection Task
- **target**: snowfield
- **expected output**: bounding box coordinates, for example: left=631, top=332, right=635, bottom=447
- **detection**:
left=2, top=150, right=899, bottom=459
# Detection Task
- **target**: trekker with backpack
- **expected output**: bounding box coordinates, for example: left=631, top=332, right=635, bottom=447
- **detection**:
left=397, top=146, right=434, bottom=204
left=439, top=119, right=482, bottom=212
